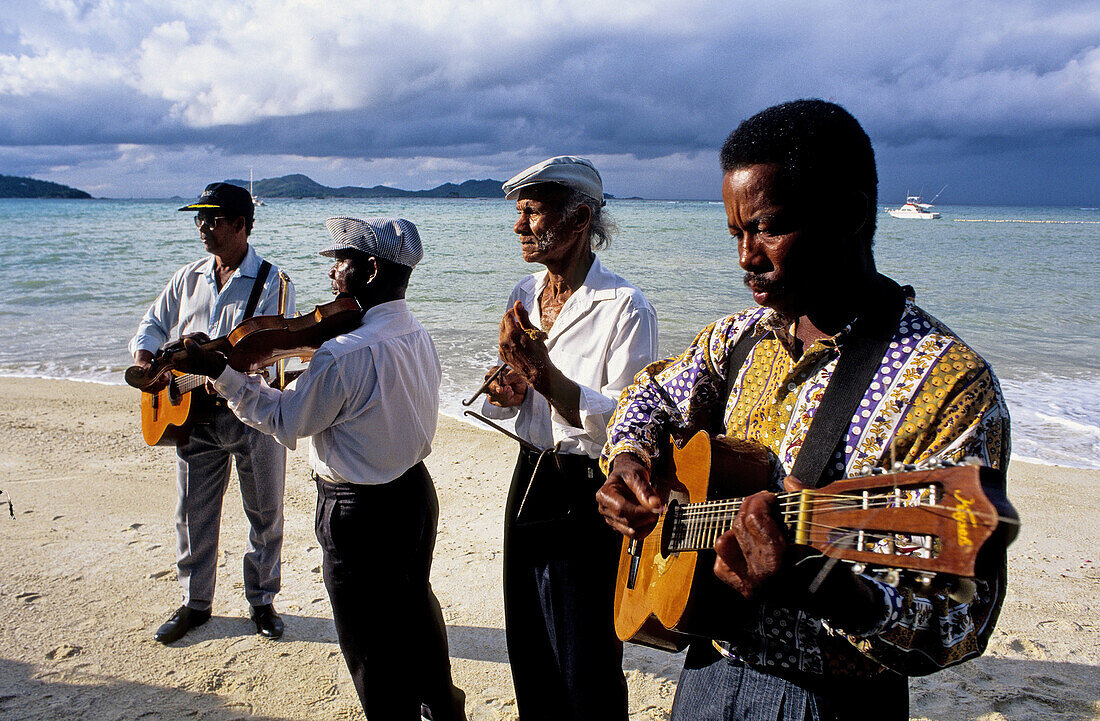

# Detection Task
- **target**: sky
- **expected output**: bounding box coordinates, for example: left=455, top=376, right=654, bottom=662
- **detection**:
left=1, top=0, right=1097, bottom=205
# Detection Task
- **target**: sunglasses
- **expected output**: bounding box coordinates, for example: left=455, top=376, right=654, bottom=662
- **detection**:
left=194, top=213, right=231, bottom=229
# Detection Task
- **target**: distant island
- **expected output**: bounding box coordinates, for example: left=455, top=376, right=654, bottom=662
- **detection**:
left=0, top=174, right=92, bottom=199
left=226, top=174, right=622, bottom=200
left=227, top=174, right=507, bottom=199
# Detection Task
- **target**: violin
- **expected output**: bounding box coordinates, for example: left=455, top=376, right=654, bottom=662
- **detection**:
left=125, top=296, right=363, bottom=390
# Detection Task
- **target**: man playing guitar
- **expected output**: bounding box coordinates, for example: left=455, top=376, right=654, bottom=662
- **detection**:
left=596, top=100, right=1013, bottom=720
left=130, top=182, right=295, bottom=644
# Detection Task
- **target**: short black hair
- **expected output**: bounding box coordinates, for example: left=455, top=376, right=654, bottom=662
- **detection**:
left=720, top=99, right=877, bottom=247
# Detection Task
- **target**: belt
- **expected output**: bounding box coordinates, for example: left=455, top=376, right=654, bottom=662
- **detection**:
left=310, top=470, right=344, bottom=485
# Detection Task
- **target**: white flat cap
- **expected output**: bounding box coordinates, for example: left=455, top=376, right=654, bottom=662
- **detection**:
left=502, top=156, right=605, bottom=206
left=320, top=216, right=423, bottom=268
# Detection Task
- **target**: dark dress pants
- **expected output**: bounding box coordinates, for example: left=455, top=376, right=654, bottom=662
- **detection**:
left=314, top=464, right=464, bottom=721
left=503, top=449, right=628, bottom=721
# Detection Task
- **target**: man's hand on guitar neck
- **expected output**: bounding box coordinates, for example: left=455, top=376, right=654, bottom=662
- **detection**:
left=176, top=336, right=228, bottom=379
left=597, top=453, right=663, bottom=538
left=714, top=475, right=888, bottom=633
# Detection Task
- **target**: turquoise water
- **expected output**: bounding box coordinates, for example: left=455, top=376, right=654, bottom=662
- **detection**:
left=0, top=197, right=1096, bottom=468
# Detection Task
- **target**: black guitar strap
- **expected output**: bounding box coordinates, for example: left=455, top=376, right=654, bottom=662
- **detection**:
left=243, top=260, right=272, bottom=320
left=720, top=280, right=907, bottom=488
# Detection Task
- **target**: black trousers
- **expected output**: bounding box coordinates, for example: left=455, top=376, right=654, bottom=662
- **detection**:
left=314, top=464, right=464, bottom=721
left=503, top=448, right=628, bottom=721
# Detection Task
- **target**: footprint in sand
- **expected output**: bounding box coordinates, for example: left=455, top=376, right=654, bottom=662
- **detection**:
left=45, top=644, right=82, bottom=660
left=1007, top=637, right=1049, bottom=659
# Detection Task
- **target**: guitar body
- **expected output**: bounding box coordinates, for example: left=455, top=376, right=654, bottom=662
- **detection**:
left=613, top=432, right=776, bottom=651
left=140, top=371, right=196, bottom=446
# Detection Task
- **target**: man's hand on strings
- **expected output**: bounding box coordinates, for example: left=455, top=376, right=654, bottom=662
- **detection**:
left=712, top=489, right=788, bottom=599
left=597, top=453, right=663, bottom=538
left=485, top=365, right=529, bottom=408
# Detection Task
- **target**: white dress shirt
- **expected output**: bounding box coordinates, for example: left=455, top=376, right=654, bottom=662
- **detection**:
left=482, top=256, right=658, bottom=458
left=213, top=299, right=442, bottom=485
left=129, top=245, right=295, bottom=355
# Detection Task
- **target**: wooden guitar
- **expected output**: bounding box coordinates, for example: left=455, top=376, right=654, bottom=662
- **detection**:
left=140, top=370, right=208, bottom=446
left=613, top=431, right=1015, bottom=652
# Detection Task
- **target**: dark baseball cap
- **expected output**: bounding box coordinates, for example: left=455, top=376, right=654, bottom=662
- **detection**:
left=178, top=182, right=254, bottom=223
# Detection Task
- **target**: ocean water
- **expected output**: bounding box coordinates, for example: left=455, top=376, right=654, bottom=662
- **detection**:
left=0, top=197, right=1096, bottom=469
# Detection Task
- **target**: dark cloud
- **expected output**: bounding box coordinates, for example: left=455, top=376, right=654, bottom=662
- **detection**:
left=0, top=1, right=1096, bottom=202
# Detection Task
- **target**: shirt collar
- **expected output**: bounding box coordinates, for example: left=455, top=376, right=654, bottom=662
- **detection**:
left=194, top=244, right=260, bottom=280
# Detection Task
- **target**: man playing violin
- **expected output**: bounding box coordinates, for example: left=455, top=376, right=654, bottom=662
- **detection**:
left=175, top=217, right=466, bottom=721
left=130, top=182, right=295, bottom=644
left=480, top=156, right=658, bottom=720
left=596, top=100, right=1012, bottom=720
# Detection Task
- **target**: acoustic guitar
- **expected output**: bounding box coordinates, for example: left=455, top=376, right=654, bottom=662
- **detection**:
left=140, top=371, right=207, bottom=446
left=613, top=431, right=1015, bottom=652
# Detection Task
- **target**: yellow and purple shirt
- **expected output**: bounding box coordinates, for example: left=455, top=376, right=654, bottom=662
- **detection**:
left=602, top=293, right=1011, bottom=677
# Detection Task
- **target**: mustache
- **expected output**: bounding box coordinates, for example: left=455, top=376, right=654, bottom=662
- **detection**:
left=519, top=224, right=561, bottom=252
left=743, top=272, right=785, bottom=293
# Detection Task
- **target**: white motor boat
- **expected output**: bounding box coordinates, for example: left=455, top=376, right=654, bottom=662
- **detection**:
left=887, top=196, right=940, bottom=219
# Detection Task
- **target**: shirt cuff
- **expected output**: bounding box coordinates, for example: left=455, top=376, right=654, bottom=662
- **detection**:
left=213, top=366, right=247, bottom=399
left=600, top=440, right=654, bottom=476
left=836, top=577, right=906, bottom=639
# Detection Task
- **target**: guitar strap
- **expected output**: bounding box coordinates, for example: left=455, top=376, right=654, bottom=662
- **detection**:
left=243, top=260, right=272, bottom=320
left=721, top=279, right=907, bottom=488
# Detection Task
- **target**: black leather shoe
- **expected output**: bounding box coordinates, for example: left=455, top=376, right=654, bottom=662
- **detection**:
left=154, top=605, right=211, bottom=644
left=250, top=604, right=284, bottom=639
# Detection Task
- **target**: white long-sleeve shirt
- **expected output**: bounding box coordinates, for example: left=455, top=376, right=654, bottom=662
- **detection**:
left=129, top=245, right=295, bottom=355
left=481, top=256, right=658, bottom=458
left=214, top=299, right=441, bottom=485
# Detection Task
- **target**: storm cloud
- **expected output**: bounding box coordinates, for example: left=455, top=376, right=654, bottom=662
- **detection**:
left=1, top=0, right=1097, bottom=203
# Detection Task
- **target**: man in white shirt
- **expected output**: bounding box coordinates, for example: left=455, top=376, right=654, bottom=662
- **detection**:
left=177, top=216, right=465, bottom=721
left=481, top=156, right=659, bottom=720
left=130, top=182, right=295, bottom=644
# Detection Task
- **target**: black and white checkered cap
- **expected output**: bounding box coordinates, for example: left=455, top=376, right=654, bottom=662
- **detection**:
left=320, top=216, right=423, bottom=267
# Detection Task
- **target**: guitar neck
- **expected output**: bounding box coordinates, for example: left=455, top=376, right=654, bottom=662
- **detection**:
left=662, top=468, right=998, bottom=578
left=664, top=493, right=795, bottom=553
left=170, top=373, right=208, bottom=395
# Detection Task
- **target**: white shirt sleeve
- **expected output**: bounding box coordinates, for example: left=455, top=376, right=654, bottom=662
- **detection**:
left=129, top=271, right=183, bottom=356
left=552, top=301, right=659, bottom=449
left=213, top=345, right=351, bottom=451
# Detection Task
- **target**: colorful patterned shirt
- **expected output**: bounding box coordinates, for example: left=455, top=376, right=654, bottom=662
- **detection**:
left=602, top=292, right=1011, bottom=677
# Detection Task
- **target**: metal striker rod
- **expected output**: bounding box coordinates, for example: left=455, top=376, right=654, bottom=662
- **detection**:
left=462, top=364, right=509, bottom=407
left=461, top=410, right=543, bottom=452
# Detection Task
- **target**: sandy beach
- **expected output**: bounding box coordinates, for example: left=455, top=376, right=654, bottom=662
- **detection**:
left=0, top=376, right=1096, bottom=720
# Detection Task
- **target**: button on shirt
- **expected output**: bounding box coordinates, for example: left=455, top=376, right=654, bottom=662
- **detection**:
left=481, top=256, right=658, bottom=458
left=213, top=299, right=442, bottom=486
left=129, top=245, right=295, bottom=356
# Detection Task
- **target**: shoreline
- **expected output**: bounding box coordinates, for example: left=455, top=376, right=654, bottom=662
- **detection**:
left=0, top=371, right=1095, bottom=473
left=1, top=376, right=1098, bottom=720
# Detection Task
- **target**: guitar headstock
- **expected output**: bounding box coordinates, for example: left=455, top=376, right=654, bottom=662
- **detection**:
left=789, top=462, right=1009, bottom=578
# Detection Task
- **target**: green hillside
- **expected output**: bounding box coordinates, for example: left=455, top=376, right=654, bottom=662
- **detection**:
left=226, top=174, right=505, bottom=199
left=0, top=174, right=92, bottom=199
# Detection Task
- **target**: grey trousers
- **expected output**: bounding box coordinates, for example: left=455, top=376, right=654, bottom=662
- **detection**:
left=174, top=407, right=286, bottom=611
